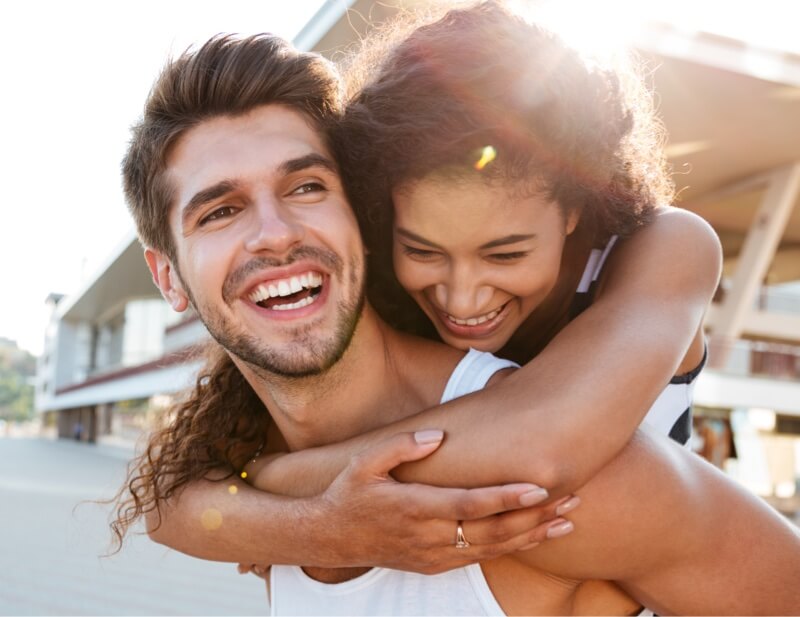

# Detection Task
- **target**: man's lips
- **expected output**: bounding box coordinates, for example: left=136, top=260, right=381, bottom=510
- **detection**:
left=245, top=268, right=326, bottom=313
left=244, top=271, right=331, bottom=320
left=247, top=270, right=323, bottom=306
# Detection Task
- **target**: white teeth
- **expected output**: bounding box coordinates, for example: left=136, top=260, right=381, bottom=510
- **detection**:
left=271, top=295, right=316, bottom=311
left=290, top=277, right=303, bottom=293
left=247, top=270, right=325, bottom=304
left=447, top=307, right=501, bottom=326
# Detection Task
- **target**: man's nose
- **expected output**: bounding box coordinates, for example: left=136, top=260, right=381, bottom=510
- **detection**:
left=434, top=265, right=493, bottom=318
left=244, top=198, right=304, bottom=255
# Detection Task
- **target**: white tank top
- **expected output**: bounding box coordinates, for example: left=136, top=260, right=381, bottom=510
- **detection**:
left=268, top=350, right=658, bottom=615
left=269, top=349, right=515, bottom=616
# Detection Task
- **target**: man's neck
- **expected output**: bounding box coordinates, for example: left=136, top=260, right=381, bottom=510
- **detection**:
left=236, top=305, right=457, bottom=451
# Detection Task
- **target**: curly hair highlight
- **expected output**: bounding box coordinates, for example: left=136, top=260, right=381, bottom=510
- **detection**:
left=108, top=343, right=266, bottom=551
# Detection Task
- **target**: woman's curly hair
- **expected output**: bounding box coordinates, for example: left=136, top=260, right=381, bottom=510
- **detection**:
left=332, top=0, right=674, bottom=331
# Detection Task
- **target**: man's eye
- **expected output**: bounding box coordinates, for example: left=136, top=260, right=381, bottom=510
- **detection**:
left=401, top=245, right=439, bottom=260
left=292, top=182, right=325, bottom=195
left=199, top=206, right=237, bottom=226
left=488, top=251, right=528, bottom=262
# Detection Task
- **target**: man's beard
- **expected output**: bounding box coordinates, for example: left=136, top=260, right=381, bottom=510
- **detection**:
left=185, top=247, right=366, bottom=378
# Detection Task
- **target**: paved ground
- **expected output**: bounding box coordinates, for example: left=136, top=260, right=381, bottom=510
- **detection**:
left=0, top=437, right=268, bottom=616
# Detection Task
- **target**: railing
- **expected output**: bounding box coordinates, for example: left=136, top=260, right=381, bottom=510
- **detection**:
left=713, top=286, right=800, bottom=315
left=709, top=338, right=800, bottom=380
left=85, top=350, right=163, bottom=380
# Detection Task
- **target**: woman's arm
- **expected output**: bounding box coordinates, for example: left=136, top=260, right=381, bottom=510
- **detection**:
left=253, top=208, right=722, bottom=496
left=514, top=427, right=800, bottom=614
left=146, top=435, right=570, bottom=569
left=150, top=207, right=720, bottom=569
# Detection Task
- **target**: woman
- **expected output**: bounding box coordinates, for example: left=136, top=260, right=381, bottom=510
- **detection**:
left=118, top=0, right=724, bottom=593
left=238, top=0, right=718, bottom=521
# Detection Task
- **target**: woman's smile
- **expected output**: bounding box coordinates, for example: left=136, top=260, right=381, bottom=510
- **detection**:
left=392, top=173, right=577, bottom=352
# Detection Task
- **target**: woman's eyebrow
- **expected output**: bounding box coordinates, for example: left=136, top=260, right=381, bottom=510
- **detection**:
left=480, top=234, right=536, bottom=250
left=395, top=228, right=443, bottom=249
left=396, top=229, right=536, bottom=250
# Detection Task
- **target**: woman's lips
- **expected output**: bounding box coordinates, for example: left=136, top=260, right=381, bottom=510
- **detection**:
left=435, top=301, right=510, bottom=339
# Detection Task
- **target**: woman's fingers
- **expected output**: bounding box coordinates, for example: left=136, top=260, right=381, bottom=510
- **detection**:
left=315, top=431, right=579, bottom=573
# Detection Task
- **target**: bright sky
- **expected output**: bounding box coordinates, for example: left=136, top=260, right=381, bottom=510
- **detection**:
left=2, top=0, right=797, bottom=357
left=0, top=0, right=325, bottom=355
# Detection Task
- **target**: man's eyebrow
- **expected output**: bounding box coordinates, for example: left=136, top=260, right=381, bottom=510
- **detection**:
left=179, top=154, right=337, bottom=228
left=396, top=229, right=536, bottom=251
left=182, top=180, right=240, bottom=227
left=278, top=153, right=338, bottom=176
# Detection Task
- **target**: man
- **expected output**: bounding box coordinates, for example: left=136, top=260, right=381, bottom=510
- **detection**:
left=116, top=34, right=800, bottom=614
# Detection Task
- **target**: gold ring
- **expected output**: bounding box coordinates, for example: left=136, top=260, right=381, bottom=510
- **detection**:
left=455, top=520, right=470, bottom=548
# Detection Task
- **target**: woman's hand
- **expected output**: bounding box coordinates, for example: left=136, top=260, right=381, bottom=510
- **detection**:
left=251, top=430, right=578, bottom=574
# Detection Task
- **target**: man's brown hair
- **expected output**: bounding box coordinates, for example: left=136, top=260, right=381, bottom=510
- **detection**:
left=122, top=33, right=342, bottom=261
left=110, top=34, right=341, bottom=550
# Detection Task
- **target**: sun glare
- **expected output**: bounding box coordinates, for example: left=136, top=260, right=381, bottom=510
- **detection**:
left=508, top=0, right=650, bottom=62
left=509, top=0, right=800, bottom=63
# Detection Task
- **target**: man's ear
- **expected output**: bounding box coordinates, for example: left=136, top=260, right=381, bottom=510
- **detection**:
left=144, top=248, right=189, bottom=312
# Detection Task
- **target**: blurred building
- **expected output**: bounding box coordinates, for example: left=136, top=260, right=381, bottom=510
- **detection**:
left=35, top=1, right=800, bottom=509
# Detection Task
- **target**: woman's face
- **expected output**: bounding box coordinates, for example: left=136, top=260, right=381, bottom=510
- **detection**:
left=392, top=174, right=578, bottom=353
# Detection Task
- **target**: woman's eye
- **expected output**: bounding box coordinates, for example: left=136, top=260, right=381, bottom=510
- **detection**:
left=488, top=251, right=528, bottom=262
left=401, top=245, right=439, bottom=260
left=199, top=206, right=237, bottom=226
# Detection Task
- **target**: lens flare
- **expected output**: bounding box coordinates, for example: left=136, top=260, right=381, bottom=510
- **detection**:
left=228, top=485, right=238, bottom=495
left=474, top=146, right=497, bottom=171
left=201, top=508, right=223, bottom=531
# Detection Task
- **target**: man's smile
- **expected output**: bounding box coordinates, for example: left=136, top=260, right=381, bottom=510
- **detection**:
left=247, top=270, right=324, bottom=311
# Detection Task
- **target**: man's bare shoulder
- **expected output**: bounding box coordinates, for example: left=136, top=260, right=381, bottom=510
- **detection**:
left=383, top=327, right=466, bottom=406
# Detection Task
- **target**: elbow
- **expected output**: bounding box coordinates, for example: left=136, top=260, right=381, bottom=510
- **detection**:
left=515, top=445, right=578, bottom=496
left=144, top=506, right=168, bottom=545
left=537, top=458, right=580, bottom=496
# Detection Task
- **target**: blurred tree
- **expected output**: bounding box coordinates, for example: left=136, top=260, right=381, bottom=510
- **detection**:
left=0, top=338, right=36, bottom=422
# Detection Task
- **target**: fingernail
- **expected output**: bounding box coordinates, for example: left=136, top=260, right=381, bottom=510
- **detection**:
left=546, top=520, right=574, bottom=539
left=519, top=541, right=540, bottom=551
left=555, top=496, right=581, bottom=516
left=414, top=429, right=444, bottom=445
left=519, top=487, right=549, bottom=506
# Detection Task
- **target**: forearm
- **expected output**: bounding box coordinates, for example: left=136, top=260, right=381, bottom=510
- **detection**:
left=516, top=429, right=800, bottom=614
left=146, top=473, right=326, bottom=565
left=255, top=303, right=695, bottom=498
left=257, top=209, right=720, bottom=499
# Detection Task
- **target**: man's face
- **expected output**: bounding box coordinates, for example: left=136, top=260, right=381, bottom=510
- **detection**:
left=148, top=105, right=366, bottom=377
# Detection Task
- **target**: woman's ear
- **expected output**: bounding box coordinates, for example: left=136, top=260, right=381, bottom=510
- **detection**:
left=144, top=248, right=189, bottom=312
left=565, top=208, right=580, bottom=236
